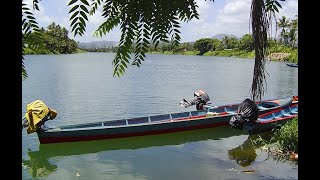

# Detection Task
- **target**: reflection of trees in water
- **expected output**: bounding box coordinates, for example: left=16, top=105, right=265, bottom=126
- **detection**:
left=22, top=152, right=57, bottom=178
left=228, top=132, right=273, bottom=167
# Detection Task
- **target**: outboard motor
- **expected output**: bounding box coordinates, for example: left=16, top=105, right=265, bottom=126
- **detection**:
left=180, top=90, right=210, bottom=110
left=22, top=100, right=57, bottom=134
left=229, top=98, right=259, bottom=130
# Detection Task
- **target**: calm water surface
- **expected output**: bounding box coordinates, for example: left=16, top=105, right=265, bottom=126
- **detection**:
left=22, top=53, right=298, bottom=180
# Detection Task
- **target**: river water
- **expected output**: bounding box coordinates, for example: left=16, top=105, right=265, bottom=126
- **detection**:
left=22, top=53, right=298, bottom=180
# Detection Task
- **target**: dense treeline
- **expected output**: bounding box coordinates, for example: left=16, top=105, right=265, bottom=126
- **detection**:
left=83, top=15, right=297, bottom=62
left=25, top=22, right=80, bottom=54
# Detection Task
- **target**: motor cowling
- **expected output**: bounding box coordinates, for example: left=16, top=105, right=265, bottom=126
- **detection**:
left=229, top=98, right=259, bottom=130
left=180, top=90, right=210, bottom=110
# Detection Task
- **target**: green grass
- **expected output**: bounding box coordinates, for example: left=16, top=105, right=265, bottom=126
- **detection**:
left=283, top=49, right=298, bottom=63
left=273, top=117, right=298, bottom=152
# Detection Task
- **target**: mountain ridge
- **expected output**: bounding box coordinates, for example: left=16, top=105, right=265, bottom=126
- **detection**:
left=78, top=40, right=118, bottom=49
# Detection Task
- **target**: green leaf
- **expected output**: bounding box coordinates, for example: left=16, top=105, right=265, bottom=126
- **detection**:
left=265, top=0, right=272, bottom=6
left=27, top=16, right=36, bottom=20
left=173, top=24, right=180, bottom=28
left=24, top=11, right=33, bottom=15
left=143, top=38, right=149, bottom=44
left=78, top=22, right=85, bottom=29
left=71, top=22, right=79, bottom=32
left=78, top=28, right=85, bottom=35
left=173, top=28, right=181, bottom=33
left=80, top=5, right=89, bottom=13
left=68, top=0, right=78, bottom=6
left=70, top=17, right=79, bottom=27
left=80, top=11, right=88, bottom=21
left=69, top=5, right=79, bottom=14
left=80, top=0, right=90, bottom=6
left=142, top=42, right=148, bottom=48
left=70, top=11, right=80, bottom=20
left=143, top=29, right=149, bottom=36
left=34, top=4, right=39, bottom=11
left=136, top=38, right=142, bottom=44
left=121, top=60, right=128, bottom=68
left=119, top=64, right=125, bottom=73
left=274, top=1, right=282, bottom=9
left=123, top=56, right=129, bottom=64
left=79, top=17, right=86, bottom=27
left=29, top=20, right=38, bottom=24
left=273, top=5, right=279, bottom=13
left=140, top=52, right=146, bottom=58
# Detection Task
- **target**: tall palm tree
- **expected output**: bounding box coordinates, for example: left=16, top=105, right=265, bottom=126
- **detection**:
left=289, top=15, right=298, bottom=48
left=277, top=16, right=290, bottom=44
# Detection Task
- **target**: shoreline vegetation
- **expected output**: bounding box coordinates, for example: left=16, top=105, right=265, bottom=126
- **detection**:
left=252, top=117, right=298, bottom=162
left=25, top=13, right=298, bottom=63
left=25, top=45, right=297, bottom=63
left=24, top=47, right=296, bottom=62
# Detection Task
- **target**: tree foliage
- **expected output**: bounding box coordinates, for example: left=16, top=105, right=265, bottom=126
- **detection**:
left=211, top=38, right=224, bottom=51
left=193, top=38, right=213, bottom=55
left=221, top=36, right=239, bottom=49
left=42, top=22, right=78, bottom=54
left=277, top=16, right=290, bottom=44
left=239, top=34, right=254, bottom=52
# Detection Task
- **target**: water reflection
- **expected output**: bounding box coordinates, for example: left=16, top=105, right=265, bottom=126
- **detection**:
left=22, top=153, right=57, bottom=178
left=22, top=126, right=246, bottom=178
left=228, top=132, right=273, bottom=167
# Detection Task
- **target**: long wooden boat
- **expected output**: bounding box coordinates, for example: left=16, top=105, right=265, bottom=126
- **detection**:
left=244, top=103, right=298, bottom=134
left=37, top=96, right=297, bottom=144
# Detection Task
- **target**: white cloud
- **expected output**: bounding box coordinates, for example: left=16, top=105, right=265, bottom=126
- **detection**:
left=223, top=0, right=250, bottom=15
left=181, top=0, right=298, bottom=42
left=186, top=0, right=251, bottom=40
left=210, top=0, right=252, bottom=36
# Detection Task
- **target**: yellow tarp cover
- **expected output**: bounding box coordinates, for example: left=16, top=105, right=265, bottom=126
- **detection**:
left=25, top=100, right=50, bottom=134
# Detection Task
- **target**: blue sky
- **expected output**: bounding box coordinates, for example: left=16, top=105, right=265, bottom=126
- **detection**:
left=25, top=0, right=298, bottom=43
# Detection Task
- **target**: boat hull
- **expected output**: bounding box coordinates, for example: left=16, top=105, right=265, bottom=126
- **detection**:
left=38, top=115, right=231, bottom=144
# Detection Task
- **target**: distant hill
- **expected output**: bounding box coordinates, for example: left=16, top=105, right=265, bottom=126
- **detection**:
left=211, top=34, right=239, bottom=40
left=78, top=40, right=118, bottom=49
